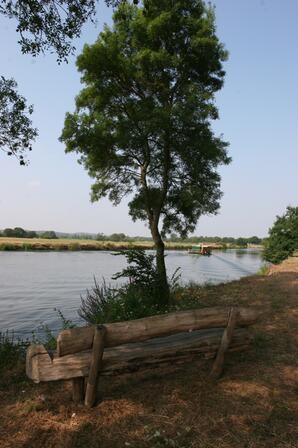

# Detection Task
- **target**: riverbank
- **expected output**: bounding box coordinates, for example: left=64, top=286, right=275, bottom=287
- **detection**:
left=1, top=257, right=297, bottom=447
left=0, top=237, right=229, bottom=251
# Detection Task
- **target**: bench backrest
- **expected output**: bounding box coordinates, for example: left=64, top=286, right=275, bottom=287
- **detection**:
left=57, top=306, right=261, bottom=356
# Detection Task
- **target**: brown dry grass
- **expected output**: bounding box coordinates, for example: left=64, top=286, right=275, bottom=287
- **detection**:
left=0, top=237, right=194, bottom=251
left=1, top=260, right=297, bottom=448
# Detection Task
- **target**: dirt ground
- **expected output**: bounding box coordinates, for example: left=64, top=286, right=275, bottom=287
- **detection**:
left=1, top=259, right=297, bottom=447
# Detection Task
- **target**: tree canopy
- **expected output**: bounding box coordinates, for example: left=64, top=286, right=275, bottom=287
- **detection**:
left=0, top=76, right=37, bottom=164
left=0, top=0, right=140, bottom=61
left=263, top=206, right=298, bottom=264
left=61, top=0, right=230, bottom=299
left=0, top=0, right=136, bottom=163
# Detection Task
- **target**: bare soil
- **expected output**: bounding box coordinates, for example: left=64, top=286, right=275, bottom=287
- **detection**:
left=1, top=259, right=297, bottom=448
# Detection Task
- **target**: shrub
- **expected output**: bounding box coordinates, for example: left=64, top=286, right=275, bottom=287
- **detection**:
left=0, top=331, right=28, bottom=372
left=79, top=249, right=183, bottom=324
left=79, top=279, right=170, bottom=324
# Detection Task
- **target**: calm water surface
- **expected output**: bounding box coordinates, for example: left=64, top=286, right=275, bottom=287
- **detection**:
left=0, top=249, right=262, bottom=337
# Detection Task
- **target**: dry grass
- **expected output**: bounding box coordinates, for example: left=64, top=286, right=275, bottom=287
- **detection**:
left=0, top=259, right=297, bottom=447
left=0, top=237, right=195, bottom=251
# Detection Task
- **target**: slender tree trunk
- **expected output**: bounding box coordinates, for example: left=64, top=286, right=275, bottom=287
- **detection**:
left=151, top=223, right=170, bottom=305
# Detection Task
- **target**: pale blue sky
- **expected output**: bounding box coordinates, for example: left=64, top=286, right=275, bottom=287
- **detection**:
left=0, top=0, right=297, bottom=237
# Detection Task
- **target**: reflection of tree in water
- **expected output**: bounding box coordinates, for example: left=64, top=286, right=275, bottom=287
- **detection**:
left=235, top=250, right=261, bottom=259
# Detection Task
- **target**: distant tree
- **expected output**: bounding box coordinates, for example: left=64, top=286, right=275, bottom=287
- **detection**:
left=61, top=1, right=230, bottom=302
left=3, top=228, right=14, bottom=237
left=26, top=230, right=37, bottom=238
left=12, top=227, right=27, bottom=237
left=96, top=232, right=106, bottom=241
left=247, top=236, right=262, bottom=245
left=0, top=77, right=37, bottom=164
left=169, top=233, right=178, bottom=242
left=263, top=206, right=298, bottom=264
left=109, top=233, right=127, bottom=242
left=236, top=237, right=247, bottom=248
left=41, top=231, right=58, bottom=239
left=2, top=227, right=37, bottom=237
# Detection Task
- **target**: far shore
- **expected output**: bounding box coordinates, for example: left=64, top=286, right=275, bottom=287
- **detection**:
left=0, top=237, right=249, bottom=252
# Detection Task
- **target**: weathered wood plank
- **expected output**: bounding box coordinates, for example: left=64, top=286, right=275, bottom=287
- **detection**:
left=210, top=307, right=239, bottom=379
left=85, top=325, right=106, bottom=407
left=57, top=306, right=261, bottom=356
left=27, top=327, right=252, bottom=383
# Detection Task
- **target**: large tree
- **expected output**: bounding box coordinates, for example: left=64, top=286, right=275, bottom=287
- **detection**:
left=263, top=206, right=298, bottom=264
left=61, top=0, right=230, bottom=301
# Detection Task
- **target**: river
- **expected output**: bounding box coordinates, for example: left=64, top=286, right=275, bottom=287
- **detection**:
left=0, top=249, right=262, bottom=338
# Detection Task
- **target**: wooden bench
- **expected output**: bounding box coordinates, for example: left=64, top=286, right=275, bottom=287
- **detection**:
left=26, top=306, right=262, bottom=407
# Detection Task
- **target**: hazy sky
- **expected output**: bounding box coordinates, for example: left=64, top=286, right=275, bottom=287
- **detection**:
left=0, top=0, right=297, bottom=237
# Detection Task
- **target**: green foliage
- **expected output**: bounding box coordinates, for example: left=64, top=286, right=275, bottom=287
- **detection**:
left=113, top=249, right=159, bottom=286
left=61, top=0, right=230, bottom=298
left=40, top=230, right=58, bottom=239
left=0, top=76, right=37, bottom=164
left=0, top=1, right=138, bottom=61
left=0, top=1, right=97, bottom=62
left=236, top=237, right=248, bottom=248
left=1, top=227, right=37, bottom=238
left=257, top=264, right=270, bottom=276
left=61, top=0, right=230, bottom=237
left=263, top=206, right=298, bottom=264
left=79, top=249, right=181, bottom=323
left=39, top=308, right=76, bottom=350
left=0, top=331, right=28, bottom=372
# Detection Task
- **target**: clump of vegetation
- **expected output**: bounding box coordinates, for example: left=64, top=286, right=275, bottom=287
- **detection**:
left=40, top=230, right=58, bottom=239
left=79, top=249, right=182, bottom=324
left=257, top=264, right=270, bottom=276
left=263, top=206, right=298, bottom=264
left=39, top=308, right=76, bottom=350
left=0, top=331, right=28, bottom=373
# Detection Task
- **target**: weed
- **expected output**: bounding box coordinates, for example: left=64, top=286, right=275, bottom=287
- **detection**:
left=257, top=264, right=270, bottom=276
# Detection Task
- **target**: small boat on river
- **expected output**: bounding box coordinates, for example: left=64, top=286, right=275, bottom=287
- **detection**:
left=188, top=244, right=212, bottom=255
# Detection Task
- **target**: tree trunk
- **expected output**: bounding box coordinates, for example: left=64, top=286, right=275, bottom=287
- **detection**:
left=151, top=224, right=170, bottom=304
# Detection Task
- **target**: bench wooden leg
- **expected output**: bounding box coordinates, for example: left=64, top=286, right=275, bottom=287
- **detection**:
left=72, top=377, right=85, bottom=403
left=210, top=307, right=238, bottom=379
left=85, top=325, right=106, bottom=407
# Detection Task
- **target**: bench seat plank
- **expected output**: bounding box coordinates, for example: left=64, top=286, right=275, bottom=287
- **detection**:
left=27, top=327, right=252, bottom=383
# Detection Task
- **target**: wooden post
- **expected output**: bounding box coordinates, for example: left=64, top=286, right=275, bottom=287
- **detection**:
left=210, top=307, right=238, bottom=379
left=85, top=325, right=106, bottom=408
left=72, top=377, right=85, bottom=403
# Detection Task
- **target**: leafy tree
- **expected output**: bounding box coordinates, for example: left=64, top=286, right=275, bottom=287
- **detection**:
left=40, top=230, right=58, bottom=239
left=96, top=232, right=106, bottom=241
left=26, top=230, right=37, bottom=238
left=60, top=0, right=230, bottom=302
left=236, top=237, right=248, bottom=247
left=0, top=76, right=37, bottom=164
left=263, top=206, right=298, bottom=264
left=247, top=235, right=262, bottom=245
left=109, top=233, right=127, bottom=242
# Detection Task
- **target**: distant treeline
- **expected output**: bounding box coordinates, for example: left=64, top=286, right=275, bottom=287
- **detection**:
left=0, top=228, right=264, bottom=246
left=167, top=234, right=263, bottom=246
left=96, top=233, right=263, bottom=246
left=0, top=228, right=57, bottom=239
